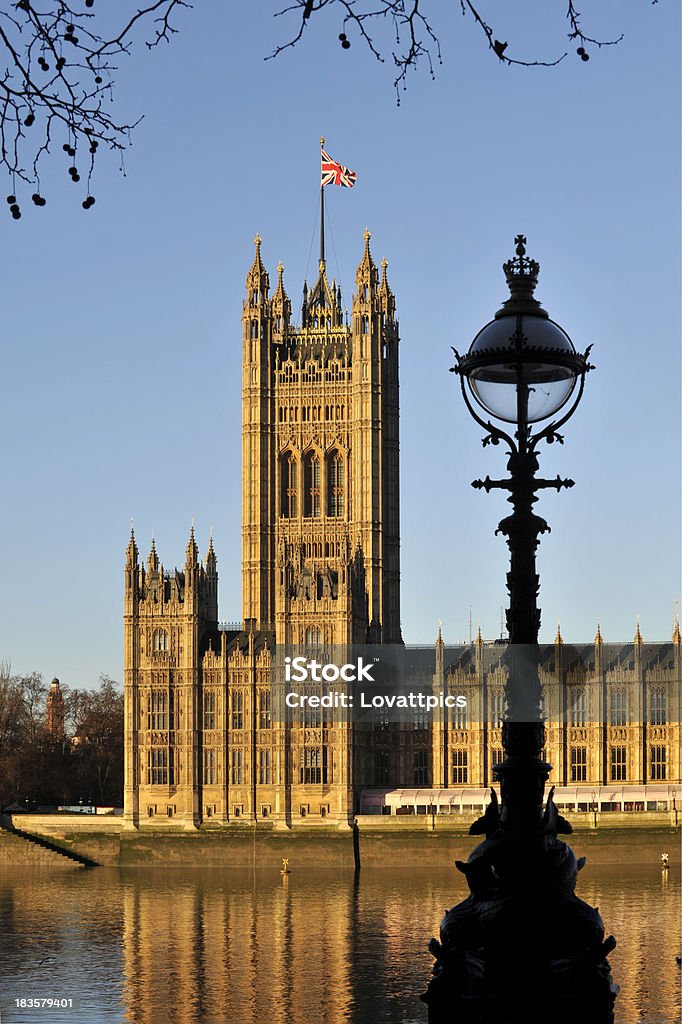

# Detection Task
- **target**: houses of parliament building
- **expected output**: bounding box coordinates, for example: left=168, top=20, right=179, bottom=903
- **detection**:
left=123, top=233, right=681, bottom=829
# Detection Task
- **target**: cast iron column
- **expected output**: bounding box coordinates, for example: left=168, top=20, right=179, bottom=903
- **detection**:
left=421, top=238, right=618, bottom=1024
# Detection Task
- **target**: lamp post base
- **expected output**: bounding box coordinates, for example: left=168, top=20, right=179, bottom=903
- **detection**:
left=421, top=788, right=618, bottom=1024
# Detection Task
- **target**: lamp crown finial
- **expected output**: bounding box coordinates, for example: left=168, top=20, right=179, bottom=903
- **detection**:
left=496, top=234, right=547, bottom=319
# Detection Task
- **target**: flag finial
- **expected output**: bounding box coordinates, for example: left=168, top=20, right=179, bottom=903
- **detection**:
left=320, top=136, right=325, bottom=147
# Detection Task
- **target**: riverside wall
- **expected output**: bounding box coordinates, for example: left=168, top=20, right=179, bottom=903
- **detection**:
left=1, top=812, right=679, bottom=868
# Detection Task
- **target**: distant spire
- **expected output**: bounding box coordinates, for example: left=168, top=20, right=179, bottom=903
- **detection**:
left=634, top=616, right=643, bottom=646
left=360, top=227, right=372, bottom=267
left=673, top=620, right=681, bottom=645
left=356, top=227, right=378, bottom=288
left=186, top=523, right=198, bottom=567
left=476, top=623, right=483, bottom=646
left=555, top=621, right=563, bottom=645
left=126, top=525, right=138, bottom=566
left=148, top=534, right=159, bottom=573
left=436, top=619, right=443, bottom=645
left=595, top=622, right=603, bottom=646
left=246, top=232, right=269, bottom=296
left=206, top=530, right=217, bottom=573
left=272, top=261, right=290, bottom=327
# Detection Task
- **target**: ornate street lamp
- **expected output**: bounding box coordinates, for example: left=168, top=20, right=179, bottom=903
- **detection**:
left=422, top=237, right=618, bottom=1023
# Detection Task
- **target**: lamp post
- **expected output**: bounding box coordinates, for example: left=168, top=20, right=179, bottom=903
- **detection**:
left=422, top=237, right=618, bottom=1024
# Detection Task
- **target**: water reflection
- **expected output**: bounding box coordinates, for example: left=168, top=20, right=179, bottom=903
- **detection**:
left=0, top=855, right=679, bottom=1024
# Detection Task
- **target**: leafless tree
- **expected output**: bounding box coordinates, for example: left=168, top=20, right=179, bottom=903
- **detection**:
left=0, top=0, right=189, bottom=216
left=0, top=668, right=124, bottom=809
left=270, top=0, right=636, bottom=103
left=0, top=667, right=45, bottom=806
left=69, top=674, right=124, bottom=805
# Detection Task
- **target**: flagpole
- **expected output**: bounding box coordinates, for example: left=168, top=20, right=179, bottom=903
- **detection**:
left=320, top=136, right=325, bottom=264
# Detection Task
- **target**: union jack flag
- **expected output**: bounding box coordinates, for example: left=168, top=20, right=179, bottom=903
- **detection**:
left=321, top=149, right=357, bottom=188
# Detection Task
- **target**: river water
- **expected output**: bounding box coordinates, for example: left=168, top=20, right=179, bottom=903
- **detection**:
left=0, top=849, right=679, bottom=1024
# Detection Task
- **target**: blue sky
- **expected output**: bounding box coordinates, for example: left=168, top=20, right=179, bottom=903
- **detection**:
left=1, top=2, right=679, bottom=689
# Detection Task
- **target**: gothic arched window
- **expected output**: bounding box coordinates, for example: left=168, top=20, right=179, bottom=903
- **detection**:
left=328, top=451, right=345, bottom=517
left=610, top=688, right=627, bottom=727
left=650, top=687, right=667, bottom=725
left=570, top=688, right=586, bottom=727
left=281, top=454, right=298, bottom=518
left=303, top=453, right=321, bottom=517
left=152, top=629, right=168, bottom=653
left=305, top=626, right=322, bottom=651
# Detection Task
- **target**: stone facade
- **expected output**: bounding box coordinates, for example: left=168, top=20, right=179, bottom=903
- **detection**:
left=431, top=625, right=681, bottom=793
left=123, top=235, right=681, bottom=830
left=124, top=232, right=401, bottom=828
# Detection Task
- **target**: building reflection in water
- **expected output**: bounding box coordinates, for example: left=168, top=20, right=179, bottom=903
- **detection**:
left=119, top=863, right=680, bottom=1024
left=0, top=858, right=679, bottom=1024
left=121, top=869, right=355, bottom=1024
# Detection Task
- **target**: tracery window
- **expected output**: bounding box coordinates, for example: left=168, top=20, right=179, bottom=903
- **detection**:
left=259, top=749, right=272, bottom=784
left=570, top=746, right=587, bottom=782
left=303, top=453, right=321, bottom=517
left=259, top=690, right=271, bottom=730
left=570, top=689, right=586, bottom=727
left=413, top=707, right=428, bottom=730
left=281, top=454, right=298, bottom=518
left=452, top=702, right=467, bottom=729
left=413, top=750, right=428, bottom=785
left=152, top=629, right=168, bottom=653
left=203, top=748, right=217, bottom=785
left=203, top=691, right=216, bottom=730
left=300, top=692, right=321, bottom=728
left=610, top=746, right=627, bottom=781
left=328, top=450, right=345, bottom=517
left=451, top=749, right=468, bottom=785
left=650, top=745, right=667, bottom=780
left=304, top=626, right=322, bottom=652
left=231, top=691, right=243, bottom=730
left=491, top=690, right=505, bottom=728
left=148, top=748, right=168, bottom=785
left=148, top=691, right=168, bottom=731
left=300, top=746, right=327, bottom=784
left=231, top=750, right=243, bottom=784
left=610, top=688, right=627, bottom=726
left=650, top=688, right=667, bottom=725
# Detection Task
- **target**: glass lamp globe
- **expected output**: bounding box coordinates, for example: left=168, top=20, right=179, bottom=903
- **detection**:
left=460, top=237, right=582, bottom=425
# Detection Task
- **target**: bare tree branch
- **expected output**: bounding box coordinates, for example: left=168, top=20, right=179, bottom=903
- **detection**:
left=0, top=0, right=191, bottom=216
left=270, top=0, right=630, bottom=104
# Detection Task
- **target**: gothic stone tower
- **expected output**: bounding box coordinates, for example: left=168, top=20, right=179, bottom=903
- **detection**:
left=242, top=230, right=401, bottom=647
left=124, top=229, right=401, bottom=829
left=124, top=527, right=218, bottom=828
